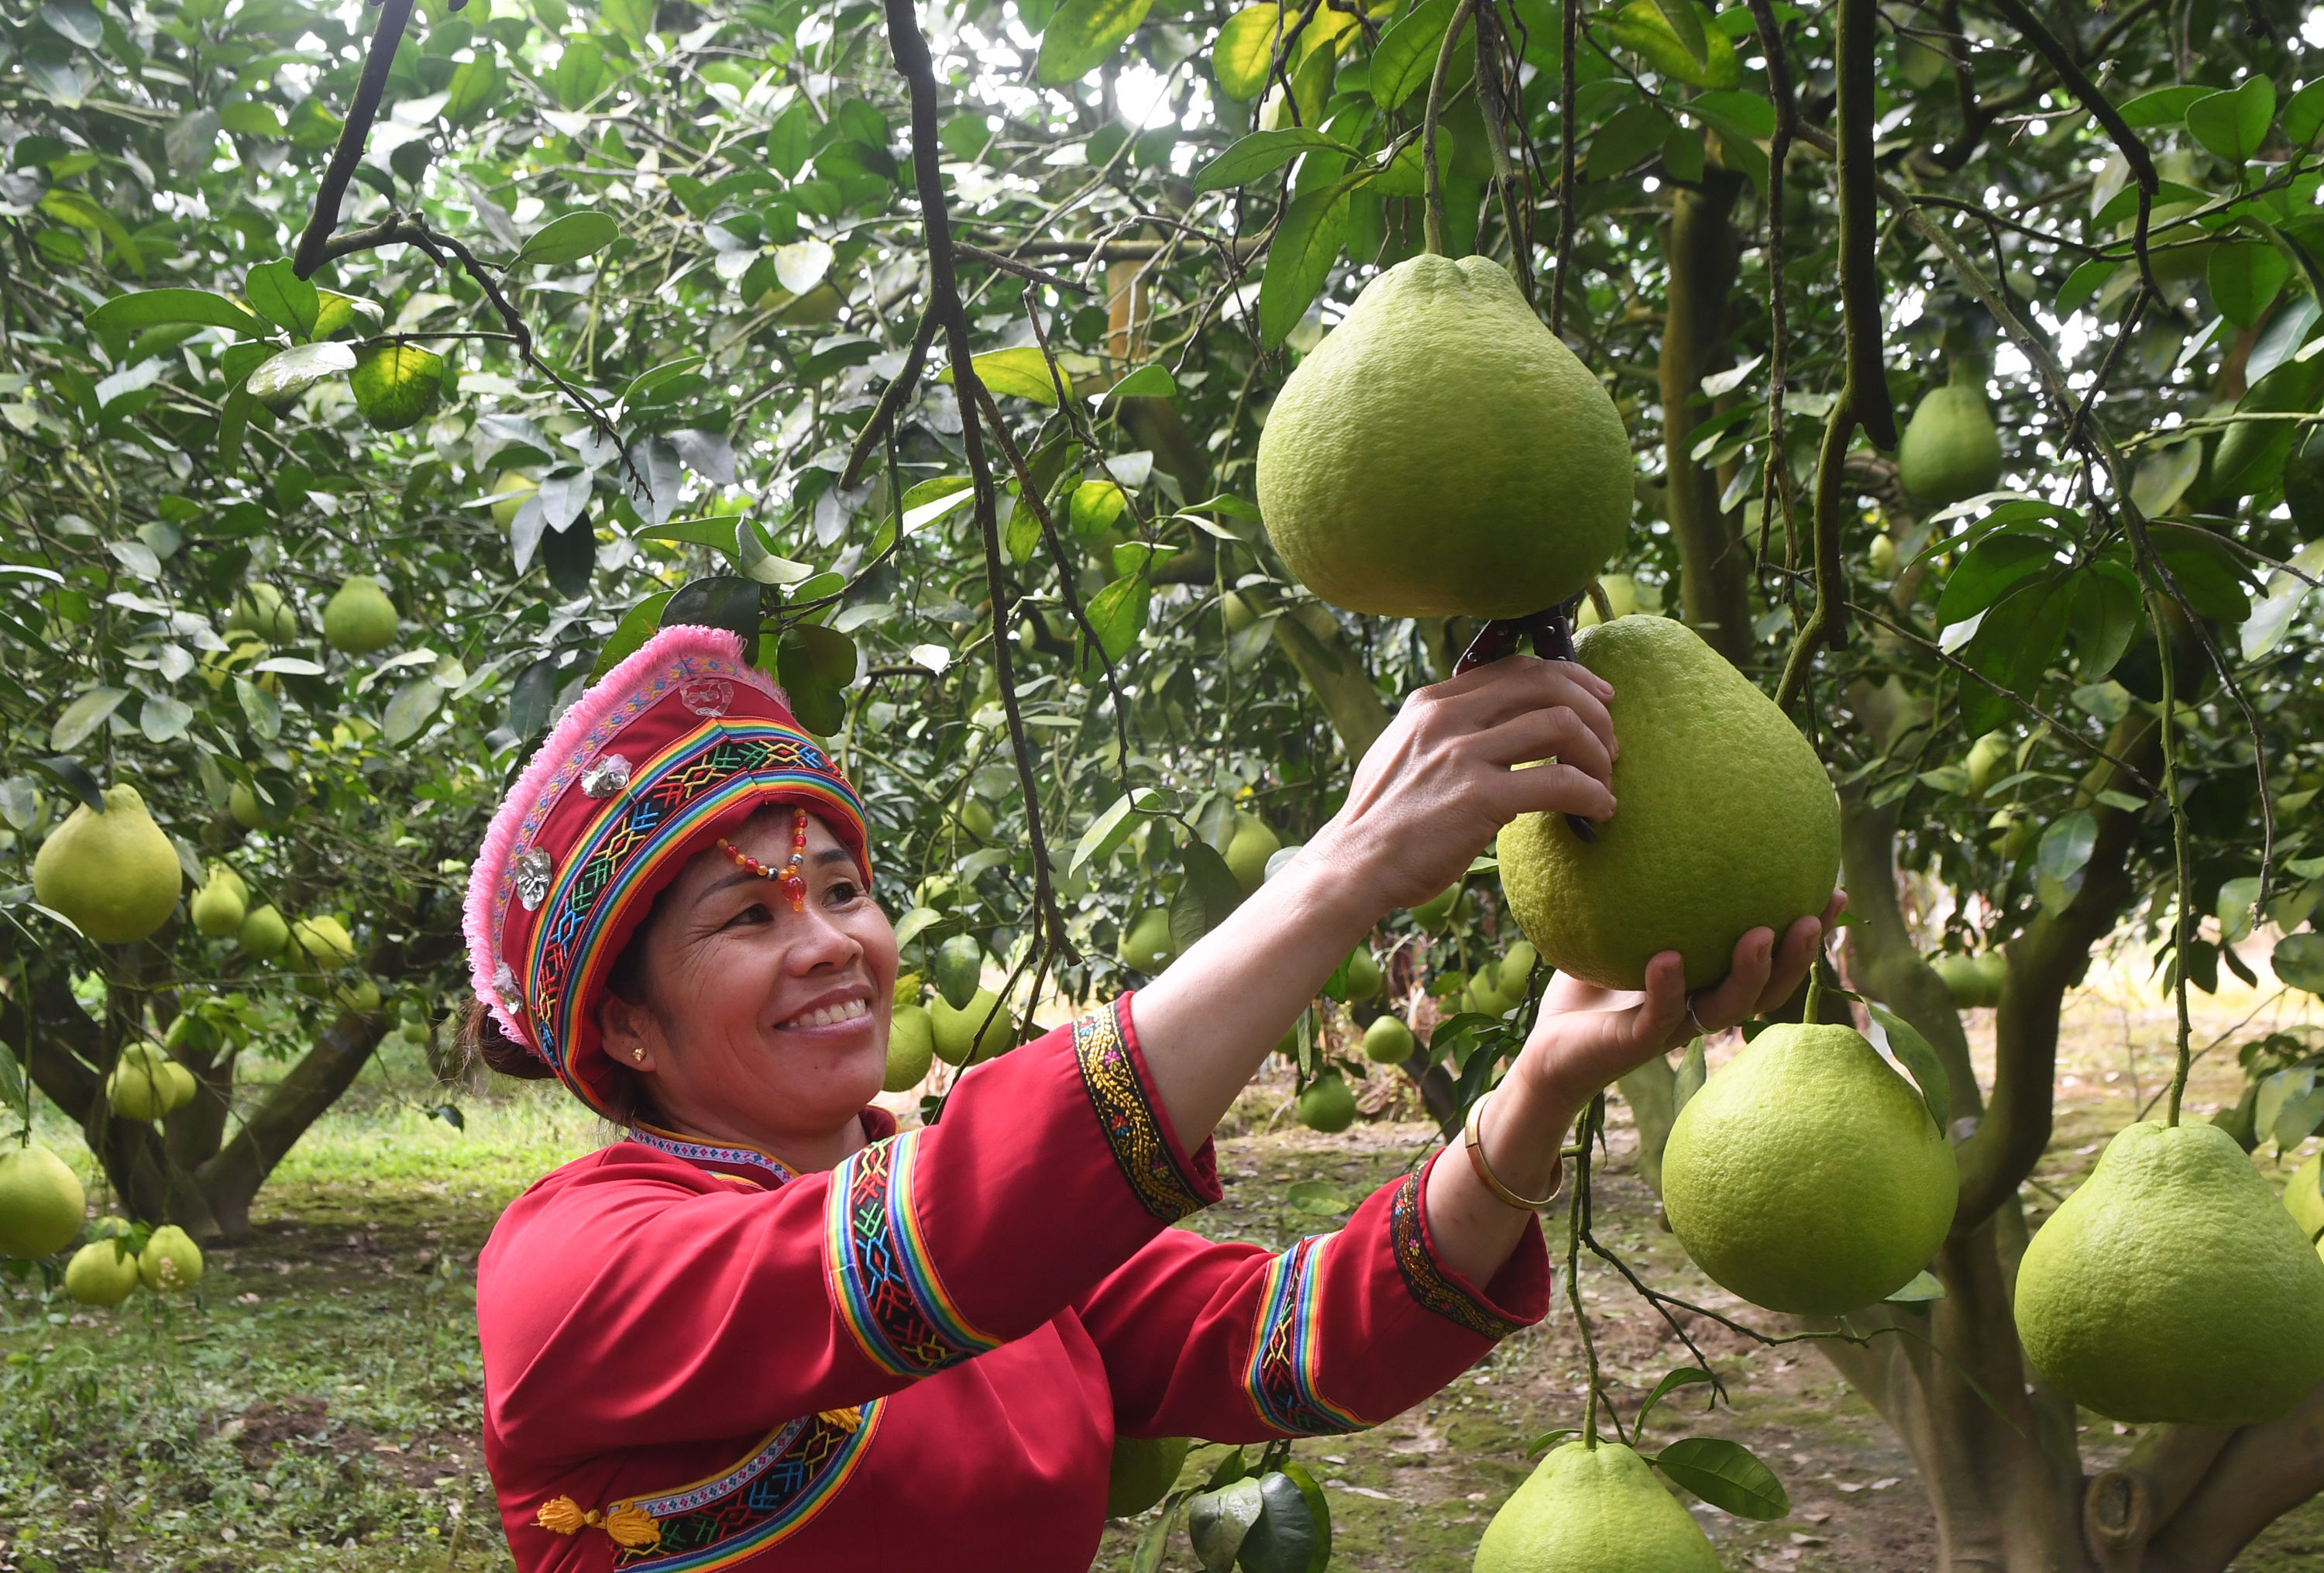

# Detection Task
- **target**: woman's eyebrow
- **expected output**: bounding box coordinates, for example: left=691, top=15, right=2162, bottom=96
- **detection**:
left=813, top=847, right=853, bottom=867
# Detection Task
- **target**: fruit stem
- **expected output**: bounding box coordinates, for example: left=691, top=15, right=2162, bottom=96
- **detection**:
left=2153, top=594, right=2193, bottom=1127
left=1420, top=0, right=1481, bottom=257
left=1564, top=1093, right=1616, bottom=1447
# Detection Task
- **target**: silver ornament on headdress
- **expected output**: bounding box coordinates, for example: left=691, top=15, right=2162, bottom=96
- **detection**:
left=514, top=848, right=553, bottom=912
left=493, top=959, right=524, bottom=1014
left=679, top=677, right=733, bottom=718
left=581, top=752, right=632, bottom=798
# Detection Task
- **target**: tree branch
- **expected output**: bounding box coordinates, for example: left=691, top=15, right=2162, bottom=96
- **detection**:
left=292, top=0, right=419, bottom=278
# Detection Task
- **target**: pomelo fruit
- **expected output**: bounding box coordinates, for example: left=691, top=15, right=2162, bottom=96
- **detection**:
left=224, top=582, right=300, bottom=644
left=1931, top=953, right=1986, bottom=1008
left=289, top=914, right=357, bottom=969
left=0, top=1143, right=87, bottom=1258
left=1965, top=731, right=2012, bottom=798
left=933, top=935, right=985, bottom=1010
left=321, top=575, right=399, bottom=654
left=227, top=779, right=288, bottom=831
left=1297, top=1073, right=1356, bottom=1133
left=189, top=863, right=248, bottom=938
left=1255, top=253, right=1631, bottom=618
left=1896, top=373, right=2004, bottom=507
left=1341, top=946, right=1381, bottom=1001
left=1498, top=618, right=1840, bottom=990
left=1662, top=1024, right=1958, bottom=1314
left=333, top=976, right=383, bottom=1012
left=34, top=785, right=183, bottom=945
left=489, top=472, right=540, bottom=528
left=1868, top=532, right=1898, bottom=577
left=951, top=798, right=997, bottom=840
left=1105, top=1434, right=1189, bottom=1518
left=1972, top=952, right=2009, bottom=1007
left=1411, top=883, right=1462, bottom=933
left=1118, top=907, right=1175, bottom=973
left=160, top=1062, right=198, bottom=1113
left=932, top=987, right=1014, bottom=1065
left=1473, top=1440, right=1720, bottom=1573
left=2015, top=1120, right=2324, bottom=1424
left=239, top=903, right=290, bottom=959
left=885, top=1003, right=935, bottom=1092
left=65, top=1237, right=142, bottom=1306
left=108, top=1057, right=175, bottom=1121
left=139, top=1224, right=205, bottom=1292
left=1222, top=814, right=1280, bottom=892
left=1363, top=1014, right=1415, bottom=1065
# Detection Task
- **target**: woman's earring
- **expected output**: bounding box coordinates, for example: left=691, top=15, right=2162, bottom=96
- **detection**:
left=631, top=1046, right=645, bottom=1063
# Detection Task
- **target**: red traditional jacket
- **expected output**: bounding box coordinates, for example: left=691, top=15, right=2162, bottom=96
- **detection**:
left=476, top=996, right=1548, bottom=1571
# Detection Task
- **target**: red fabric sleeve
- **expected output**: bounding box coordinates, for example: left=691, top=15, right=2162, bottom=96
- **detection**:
left=1077, top=1148, right=1551, bottom=1441
left=477, top=996, right=1218, bottom=1464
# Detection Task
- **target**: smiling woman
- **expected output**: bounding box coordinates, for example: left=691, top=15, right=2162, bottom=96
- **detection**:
left=459, top=622, right=1833, bottom=1572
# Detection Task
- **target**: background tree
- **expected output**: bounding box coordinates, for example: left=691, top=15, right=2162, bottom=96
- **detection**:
left=3, top=0, right=2323, bottom=1564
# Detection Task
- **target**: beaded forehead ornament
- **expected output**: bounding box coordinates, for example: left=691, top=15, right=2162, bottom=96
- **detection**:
left=462, top=625, right=869, bottom=1114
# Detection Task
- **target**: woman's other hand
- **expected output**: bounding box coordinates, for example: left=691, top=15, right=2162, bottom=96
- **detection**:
left=1306, top=656, right=1618, bottom=912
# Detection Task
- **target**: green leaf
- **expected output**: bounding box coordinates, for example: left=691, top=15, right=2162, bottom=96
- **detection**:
left=1525, top=1427, right=1581, bottom=1458
left=1236, top=1468, right=1329, bottom=1573
left=1886, top=1269, right=1947, bottom=1303
left=311, top=290, right=383, bottom=339
left=1037, top=0, right=1155, bottom=85
left=1258, top=184, right=1350, bottom=348
left=2274, top=933, right=2324, bottom=995
left=86, top=288, right=263, bottom=336
left=2065, top=560, right=2143, bottom=678
left=1284, top=1178, right=1353, bottom=1215
left=1192, top=127, right=1354, bottom=193
left=767, top=101, right=815, bottom=179
left=1652, top=1436, right=1791, bottom=1520
left=245, top=258, right=319, bottom=338
left=2289, top=79, right=2324, bottom=147
left=940, top=346, right=1063, bottom=405
left=776, top=622, right=858, bottom=691
left=50, top=687, right=126, bottom=752
left=2185, top=76, right=2275, bottom=165
left=445, top=57, right=506, bottom=128
left=738, top=518, right=816, bottom=584
left=383, top=677, right=445, bottom=744
left=2117, top=84, right=2210, bottom=130
left=1650, top=0, right=1709, bottom=65
left=1934, top=532, right=2056, bottom=626
left=1865, top=1001, right=1952, bottom=1134
left=38, top=188, right=142, bottom=273
left=1633, top=1366, right=1714, bottom=1440
left=515, top=212, right=621, bottom=267
left=2055, top=257, right=2120, bottom=316
left=1213, top=4, right=1287, bottom=100
left=1085, top=573, right=1151, bottom=660
left=624, top=356, right=706, bottom=404
left=1673, top=1035, right=1707, bottom=1113
left=1071, top=480, right=1129, bottom=539
left=2209, top=243, right=2291, bottom=331
left=592, top=590, right=677, bottom=679
left=1105, top=363, right=1176, bottom=401
left=1171, top=839, right=1246, bottom=952
left=245, top=341, right=357, bottom=415
left=552, top=35, right=608, bottom=110
left=1598, top=1, right=1739, bottom=89
left=1186, top=1476, right=1263, bottom=1572
left=1589, top=102, right=1676, bottom=181
left=349, top=342, right=445, bottom=431
left=1370, top=0, right=1463, bottom=111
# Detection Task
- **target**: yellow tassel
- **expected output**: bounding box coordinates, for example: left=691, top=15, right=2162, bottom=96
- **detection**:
left=817, top=1406, right=862, bottom=1433
left=535, top=1494, right=659, bottom=1551
left=600, top=1502, right=662, bottom=1551
left=535, top=1496, right=589, bottom=1537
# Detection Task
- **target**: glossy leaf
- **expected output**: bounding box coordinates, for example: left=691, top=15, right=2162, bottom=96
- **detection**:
left=2185, top=77, right=2275, bottom=164
left=1257, top=184, right=1350, bottom=347
left=1652, top=1436, right=1790, bottom=1520
left=1370, top=0, right=1464, bottom=110
left=86, top=288, right=262, bottom=336
left=515, top=212, right=621, bottom=267
left=1192, top=128, right=1353, bottom=193
left=1865, top=1001, right=1952, bottom=1134
left=1037, top=0, right=1156, bottom=84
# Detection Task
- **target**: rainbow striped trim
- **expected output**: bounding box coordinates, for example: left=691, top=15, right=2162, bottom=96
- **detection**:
left=1245, top=1234, right=1367, bottom=1435
left=524, top=718, right=866, bottom=1089
left=826, top=1131, right=1001, bottom=1378
left=607, top=1402, right=882, bottom=1571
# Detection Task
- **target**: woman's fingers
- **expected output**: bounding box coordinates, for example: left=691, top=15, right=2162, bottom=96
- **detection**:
left=1627, top=951, right=1692, bottom=1047
left=1435, top=657, right=1618, bottom=758
left=1485, top=759, right=1618, bottom=826
left=1477, top=704, right=1616, bottom=786
left=1752, top=912, right=1832, bottom=1015
left=1685, top=927, right=1777, bottom=1036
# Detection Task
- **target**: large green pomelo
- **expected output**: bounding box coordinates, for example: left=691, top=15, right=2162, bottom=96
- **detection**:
left=1896, top=380, right=2003, bottom=507
left=66, top=1238, right=143, bottom=1306
left=2014, top=1120, right=2324, bottom=1425
left=139, top=1224, right=205, bottom=1292
left=931, top=988, right=1014, bottom=1065
left=884, top=1003, right=934, bottom=1093
left=1362, top=1014, right=1415, bottom=1065
left=1254, top=253, right=1632, bottom=618
left=1498, top=618, right=1840, bottom=990
left=190, top=863, right=248, bottom=938
left=1118, top=907, right=1176, bottom=973
left=33, top=785, right=184, bottom=945
left=238, top=903, right=290, bottom=959
left=1105, top=1435, right=1188, bottom=1517
left=0, top=1143, right=87, bottom=1258
left=322, top=575, right=399, bottom=654
left=1663, top=1024, right=1958, bottom=1314
left=224, top=582, right=300, bottom=644
left=1296, top=1073, right=1356, bottom=1133
left=1222, top=813, right=1279, bottom=893
left=289, top=914, right=358, bottom=969
left=1473, top=1440, right=1719, bottom=1573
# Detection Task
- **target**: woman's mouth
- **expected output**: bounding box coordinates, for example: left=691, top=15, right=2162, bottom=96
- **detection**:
left=778, top=996, right=871, bottom=1031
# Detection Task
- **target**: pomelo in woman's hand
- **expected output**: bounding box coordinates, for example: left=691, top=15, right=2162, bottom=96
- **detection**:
left=1297, top=1072, right=1356, bottom=1133
left=1255, top=253, right=1632, bottom=618
left=1362, top=1014, right=1415, bottom=1065
left=190, top=862, right=248, bottom=937
left=1896, top=374, right=2003, bottom=507
left=1662, top=1024, right=1958, bottom=1314
left=2014, top=1120, right=2324, bottom=1425
left=1473, top=1440, right=1720, bottom=1573
left=322, top=575, right=399, bottom=654
left=1105, top=1435, right=1188, bottom=1517
left=1498, top=618, right=1840, bottom=990
left=139, top=1224, right=204, bottom=1292
left=885, top=1003, right=934, bottom=1092
left=238, top=903, right=290, bottom=959
left=932, top=987, right=1014, bottom=1065
left=33, top=785, right=184, bottom=945
left=0, top=1143, right=86, bottom=1259
left=66, top=1239, right=141, bottom=1306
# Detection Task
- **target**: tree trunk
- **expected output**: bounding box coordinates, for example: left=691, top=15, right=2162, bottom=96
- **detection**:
left=1658, top=167, right=1755, bottom=666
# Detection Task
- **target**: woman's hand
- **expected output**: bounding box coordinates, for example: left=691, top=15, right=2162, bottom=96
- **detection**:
left=1306, top=656, right=1619, bottom=912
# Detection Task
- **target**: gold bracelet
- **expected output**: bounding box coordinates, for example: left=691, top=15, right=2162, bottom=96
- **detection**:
left=1463, top=1089, right=1564, bottom=1211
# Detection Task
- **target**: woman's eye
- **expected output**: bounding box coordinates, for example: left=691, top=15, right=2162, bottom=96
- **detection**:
left=726, top=903, right=772, bottom=928
left=824, top=880, right=860, bottom=907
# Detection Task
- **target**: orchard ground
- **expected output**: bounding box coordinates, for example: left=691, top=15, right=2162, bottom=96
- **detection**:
left=2, top=956, right=2318, bottom=1573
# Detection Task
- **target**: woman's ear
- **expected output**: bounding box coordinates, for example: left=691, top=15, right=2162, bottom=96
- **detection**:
left=597, top=990, right=658, bottom=1073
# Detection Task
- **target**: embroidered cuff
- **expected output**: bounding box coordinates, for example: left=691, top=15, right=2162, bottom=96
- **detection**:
left=826, top=1129, right=1003, bottom=1377
left=1076, top=994, right=1221, bottom=1224
left=1246, top=1233, right=1368, bottom=1436
left=1389, top=1151, right=1549, bottom=1340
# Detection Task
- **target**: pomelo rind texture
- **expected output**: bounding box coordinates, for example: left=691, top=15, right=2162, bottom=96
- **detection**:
left=2013, top=1120, right=2324, bottom=1426
left=1662, top=1024, right=1958, bottom=1314
left=1498, top=617, right=1840, bottom=990
left=1255, top=253, right=1632, bottom=619
left=1473, top=1440, right=1720, bottom=1573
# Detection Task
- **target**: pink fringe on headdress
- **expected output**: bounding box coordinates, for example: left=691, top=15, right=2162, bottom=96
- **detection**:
left=462, top=625, right=767, bottom=1046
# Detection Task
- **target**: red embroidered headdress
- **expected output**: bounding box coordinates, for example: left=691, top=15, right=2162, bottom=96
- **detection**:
left=462, top=625, right=870, bottom=1113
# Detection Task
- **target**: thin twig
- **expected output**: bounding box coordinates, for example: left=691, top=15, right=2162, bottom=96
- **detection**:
left=954, top=242, right=1092, bottom=295
left=292, top=0, right=418, bottom=278
left=840, top=309, right=941, bottom=491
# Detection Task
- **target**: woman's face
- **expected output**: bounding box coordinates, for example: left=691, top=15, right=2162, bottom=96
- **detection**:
left=595, top=807, right=896, bottom=1157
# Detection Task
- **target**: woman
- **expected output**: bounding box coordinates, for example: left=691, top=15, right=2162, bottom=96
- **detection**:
left=463, top=624, right=1834, bottom=1571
